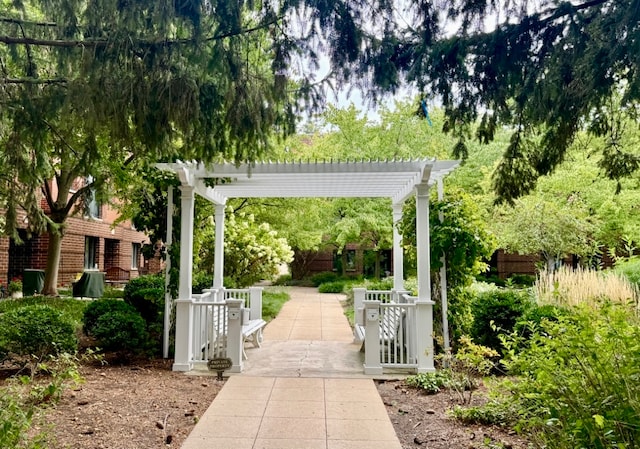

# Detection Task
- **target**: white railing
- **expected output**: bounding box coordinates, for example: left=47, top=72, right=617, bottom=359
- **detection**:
left=378, top=299, right=417, bottom=367
left=173, top=286, right=263, bottom=372
left=191, top=294, right=229, bottom=367
left=355, top=288, right=430, bottom=375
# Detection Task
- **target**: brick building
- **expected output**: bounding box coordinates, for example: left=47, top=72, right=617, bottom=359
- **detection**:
left=0, top=180, right=153, bottom=287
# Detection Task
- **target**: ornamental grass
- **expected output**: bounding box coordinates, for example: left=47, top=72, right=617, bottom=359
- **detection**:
left=535, top=265, right=638, bottom=312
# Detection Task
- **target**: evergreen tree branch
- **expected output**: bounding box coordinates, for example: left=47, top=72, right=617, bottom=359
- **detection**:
left=0, top=17, right=57, bottom=27
left=42, top=120, right=78, bottom=158
left=0, top=77, right=67, bottom=84
left=0, top=15, right=283, bottom=49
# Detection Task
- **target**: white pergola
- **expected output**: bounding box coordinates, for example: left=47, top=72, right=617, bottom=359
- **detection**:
left=158, top=159, right=459, bottom=372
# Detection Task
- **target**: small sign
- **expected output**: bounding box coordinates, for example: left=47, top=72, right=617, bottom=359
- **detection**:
left=207, top=358, right=232, bottom=380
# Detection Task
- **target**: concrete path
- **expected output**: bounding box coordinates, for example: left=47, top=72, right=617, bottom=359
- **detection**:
left=181, top=287, right=402, bottom=449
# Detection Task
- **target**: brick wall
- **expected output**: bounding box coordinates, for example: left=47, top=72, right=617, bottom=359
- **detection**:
left=1, top=204, right=151, bottom=287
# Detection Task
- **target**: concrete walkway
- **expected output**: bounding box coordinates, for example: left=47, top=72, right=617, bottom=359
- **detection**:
left=181, top=287, right=403, bottom=449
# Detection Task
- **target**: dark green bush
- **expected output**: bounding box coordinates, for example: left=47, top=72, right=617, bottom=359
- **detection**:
left=123, top=274, right=165, bottom=324
left=444, top=287, right=475, bottom=347
left=192, top=271, right=213, bottom=294
left=0, top=305, right=77, bottom=359
left=83, top=299, right=139, bottom=336
left=90, top=310, right=149, bottom=353
left=475, top=273, right=507, bottom=287
left=318, top=281, right=346, bottom=293
left=613, top=257, right=640, bottom=287
left=514, top=303, right=566, bottom=339
left=508, top=274, right=536, bottom=287
left=311, top=271, right=339, bottom=287
left=470, top=288, right=533, bottom=352
left=272, top=274, right=292, bottom=286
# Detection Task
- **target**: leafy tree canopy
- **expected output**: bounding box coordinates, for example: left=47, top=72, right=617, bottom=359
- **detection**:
left=354, top=0, right=640, bottom=202
left=0, top=0, right=373, bottom=292
left=399, top=189, right=496, bottom=290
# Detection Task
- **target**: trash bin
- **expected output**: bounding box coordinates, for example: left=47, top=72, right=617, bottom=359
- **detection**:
left=23, top=269, right=45, bottom=296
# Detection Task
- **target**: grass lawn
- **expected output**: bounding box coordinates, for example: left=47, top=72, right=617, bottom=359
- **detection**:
left=261, top=288, right=290, bottom=321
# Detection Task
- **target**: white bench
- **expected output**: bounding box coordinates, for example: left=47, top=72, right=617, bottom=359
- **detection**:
left=354, top=305, right=404, bottom=345
left=241, top=317, right=266, bottom=360
left=198, top=302, right=266, bottom=361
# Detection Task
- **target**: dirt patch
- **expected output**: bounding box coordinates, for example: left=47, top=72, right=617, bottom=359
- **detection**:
left=377, top=379, right=530, bottom=449
left=32, top=360, right=222, bottom=449
left=19, top=361, right=528, bottom=449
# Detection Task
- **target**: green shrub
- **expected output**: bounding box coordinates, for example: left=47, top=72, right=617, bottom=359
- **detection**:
left=0, top=305, right=77, bottom=360
left=507, top=274, right=536, bottom=287
left=470, top=288, right=533, bottom=352
left=90, top=309, right=149, bottom=353
left=192, top=271, right=213, bottom=294
left=318, top=281, right=346, bottom=293
left=499, top=304, right=640, bottom=448
left=613, top=257, right=640, bottom=287
left=311, top=271, right=339, bottom=287
left=514, top=303, right=567, bottom=341
left=272, top=274, right=292, bottom=286
left=365, top=277, right=394, bottom=291
left=0, top=297, right=87, bottom=328
left=83, top=299, right=139, bottom=336
left=123, top=274, right=165, bottom=324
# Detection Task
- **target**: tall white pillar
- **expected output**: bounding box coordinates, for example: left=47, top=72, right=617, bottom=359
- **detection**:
left=213, top=203, right=226, bottom=289
left=392, top=203, right=404, bottom=291
left=173, top=185, right=195, bottom=372
left=415, top=183, right=435, bottom=373
left=415, top=184, right=431, bottom=302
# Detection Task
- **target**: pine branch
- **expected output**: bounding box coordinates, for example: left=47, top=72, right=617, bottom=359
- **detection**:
left=0, top=17, right=57, bottom=27
left=0, top=15, right=283, bottom=49
left=0, top=77, right=67, bottom=84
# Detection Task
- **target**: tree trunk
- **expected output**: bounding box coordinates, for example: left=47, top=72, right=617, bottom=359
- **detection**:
left=42, top=228, right=63, bottom=296
left=374, top=250, right=381, bottom=279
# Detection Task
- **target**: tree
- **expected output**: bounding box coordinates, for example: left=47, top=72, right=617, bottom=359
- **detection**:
left=355, top=0, right=640, bottom=202
left=196, top=206, right=294, bottom=287
left=0, top=0, right=369, bottom=294
left=327, top=198, right=393, bottom=278
left=494, top=197, right=598, bottom=272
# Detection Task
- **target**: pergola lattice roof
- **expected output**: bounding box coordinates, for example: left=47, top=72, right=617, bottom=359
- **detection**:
left=158, top=159, right=459, bottom=205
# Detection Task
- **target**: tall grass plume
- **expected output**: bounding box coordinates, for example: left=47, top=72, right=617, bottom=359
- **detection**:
left=535, top=265, right=638, bottom=311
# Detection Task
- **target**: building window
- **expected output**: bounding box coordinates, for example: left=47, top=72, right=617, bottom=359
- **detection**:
left=85, top=177, right=102, bottom=219
left=131, top=243, right=140, bottom=270
left=345, top=249, right=356, bottom=271
left=84, top=236, right=99, bottom=270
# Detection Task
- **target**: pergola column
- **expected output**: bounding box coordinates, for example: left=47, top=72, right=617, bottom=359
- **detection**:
left=173, top=185, right=195, bottom=372
left=415, top=183, right=435, bottom=373
left=213, top=203, right=225, bottom=289
left=392, top=203, right=404, bottom=291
